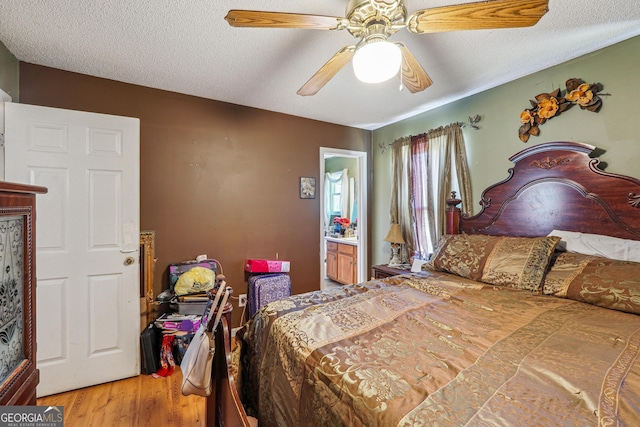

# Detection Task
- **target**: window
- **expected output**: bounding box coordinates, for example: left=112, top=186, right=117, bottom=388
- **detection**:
left=329, top=180, right=342, bottom=216
left=389, top=125, right=471, bottom=263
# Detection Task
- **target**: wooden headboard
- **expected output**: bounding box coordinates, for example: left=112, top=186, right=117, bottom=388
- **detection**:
left=447, top=141, right=640, bottom=240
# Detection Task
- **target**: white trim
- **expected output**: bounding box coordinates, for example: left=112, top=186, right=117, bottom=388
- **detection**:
left=0, top=93, right=12, bottom=180
left=0, top=90, right=12, bottom=135
left=319, top=147, right=368, bottom=289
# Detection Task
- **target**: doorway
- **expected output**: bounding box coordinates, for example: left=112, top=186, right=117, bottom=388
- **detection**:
left=319, top=147, right=367, bottom=289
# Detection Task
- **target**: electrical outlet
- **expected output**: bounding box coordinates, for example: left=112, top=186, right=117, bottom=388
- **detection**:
left=238, top=294, right=247, bottom=307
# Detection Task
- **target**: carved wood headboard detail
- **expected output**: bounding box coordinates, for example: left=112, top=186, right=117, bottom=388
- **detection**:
left=447, top=141, right=640, bottom=240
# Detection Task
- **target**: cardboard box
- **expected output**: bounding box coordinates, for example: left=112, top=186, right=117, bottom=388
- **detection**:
left=244, top=259, right=290, bottom=273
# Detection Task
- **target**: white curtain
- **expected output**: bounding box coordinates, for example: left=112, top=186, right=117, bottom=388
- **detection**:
left=324, top=169, right=349, bottom=226
left=425, top=130, right=451, bottom=249
left=422, top=126, right=471, bottom=255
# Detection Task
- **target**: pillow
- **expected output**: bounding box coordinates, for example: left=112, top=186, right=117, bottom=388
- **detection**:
left=429, top=234, right=560, bottom=291
left=542, top=251, right=640, bottom=315
left=548, top=229, right=640, bottom=263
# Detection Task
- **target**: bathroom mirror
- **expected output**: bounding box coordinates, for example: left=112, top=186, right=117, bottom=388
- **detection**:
left=324, top=158, right=358, bottom=227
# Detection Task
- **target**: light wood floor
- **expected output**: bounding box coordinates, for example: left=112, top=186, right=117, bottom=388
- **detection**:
left=37, top=369, right=206, bottom=427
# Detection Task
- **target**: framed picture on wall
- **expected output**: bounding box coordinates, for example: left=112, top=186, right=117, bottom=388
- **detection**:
left=300, top=177, right=316, bottom=199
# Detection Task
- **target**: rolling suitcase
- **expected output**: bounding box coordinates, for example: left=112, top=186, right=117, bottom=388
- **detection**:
left=247, top=273, right=292, bottom=317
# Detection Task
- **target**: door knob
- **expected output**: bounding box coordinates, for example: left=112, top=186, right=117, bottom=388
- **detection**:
left=124, top=256, right=135, bottom=266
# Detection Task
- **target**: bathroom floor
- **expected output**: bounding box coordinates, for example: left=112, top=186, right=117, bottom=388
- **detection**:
left=323, top=278, right=343, bottom=290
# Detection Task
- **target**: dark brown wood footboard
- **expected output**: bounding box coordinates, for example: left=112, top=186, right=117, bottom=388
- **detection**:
left=207, top=317, right=256, bottom=427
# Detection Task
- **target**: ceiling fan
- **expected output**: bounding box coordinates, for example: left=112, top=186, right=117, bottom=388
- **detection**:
left=225, top=0, right=549, bottom=96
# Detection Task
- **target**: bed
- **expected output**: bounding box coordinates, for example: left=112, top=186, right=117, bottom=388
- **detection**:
left=208, top=141, right=640, bottom=426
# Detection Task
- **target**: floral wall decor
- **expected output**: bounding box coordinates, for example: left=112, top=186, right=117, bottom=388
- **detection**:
left=518, top=78, right=604, bottom=142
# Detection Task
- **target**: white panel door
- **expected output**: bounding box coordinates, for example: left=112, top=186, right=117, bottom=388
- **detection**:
left=4, top=102, right=140, bottom=396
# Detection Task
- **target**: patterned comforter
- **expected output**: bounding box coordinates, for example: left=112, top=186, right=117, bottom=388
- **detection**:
left=238, top=272, right=640, bottom=426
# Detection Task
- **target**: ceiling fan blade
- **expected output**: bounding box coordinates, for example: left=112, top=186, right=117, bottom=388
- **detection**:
left=407, top=0, right=549, bottom=34
left=225, top=10, right=346, bottom=30
left=397, top=43, right=433, bottom=93
left=297, top=46, right=356, bottom=96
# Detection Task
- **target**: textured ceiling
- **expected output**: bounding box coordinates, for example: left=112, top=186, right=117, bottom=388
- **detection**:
left=1, top=1, right=639, bottom=130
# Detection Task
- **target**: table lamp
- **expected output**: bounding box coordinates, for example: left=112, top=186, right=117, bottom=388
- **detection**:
left=384, top=223, right=405, bottom=266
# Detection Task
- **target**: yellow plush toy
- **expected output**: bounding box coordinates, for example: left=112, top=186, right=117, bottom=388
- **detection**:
left=174, top=266, right=216, bottom=296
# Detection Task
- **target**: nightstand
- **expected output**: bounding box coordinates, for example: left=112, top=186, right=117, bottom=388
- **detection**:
left=371, top=264, right=412, bottom=279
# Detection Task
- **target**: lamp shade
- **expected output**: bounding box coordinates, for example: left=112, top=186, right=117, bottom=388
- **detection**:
left=352, top=40, right=401, bottom=84
left=384, top=223, right=405, bottom=244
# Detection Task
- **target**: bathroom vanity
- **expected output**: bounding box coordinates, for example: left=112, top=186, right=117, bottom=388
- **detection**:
left=325, top=237, right=358, bottom=285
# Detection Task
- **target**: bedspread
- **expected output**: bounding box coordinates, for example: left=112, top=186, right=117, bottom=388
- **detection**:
left=238, top=272, right=640, bottom=426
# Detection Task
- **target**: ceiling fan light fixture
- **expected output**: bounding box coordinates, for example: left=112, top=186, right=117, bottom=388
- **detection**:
left=352, top=40, right=401, bottom=84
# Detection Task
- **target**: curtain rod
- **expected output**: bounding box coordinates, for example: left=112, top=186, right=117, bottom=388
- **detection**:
left=378, top=114, right=481, bottom=154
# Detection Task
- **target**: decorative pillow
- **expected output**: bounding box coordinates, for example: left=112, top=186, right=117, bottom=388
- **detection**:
left=548, top=229, right=640, bottom=263
left=542, top=251, right=640, bottom=315
left=429, top=234, right=560, bottom=291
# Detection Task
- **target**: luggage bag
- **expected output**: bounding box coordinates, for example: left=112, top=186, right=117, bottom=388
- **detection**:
left=140, top=321, right=162, bottom=374
left=168, top=259, right=218, bottom=296
left=247, top=273, right=292, bottom=317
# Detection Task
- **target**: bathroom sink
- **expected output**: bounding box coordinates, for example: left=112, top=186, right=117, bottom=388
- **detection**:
left=326, top=235, right=358, bottom=243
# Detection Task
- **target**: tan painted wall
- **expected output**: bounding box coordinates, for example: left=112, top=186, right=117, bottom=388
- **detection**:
left=372, top=35, right=640, bottom=265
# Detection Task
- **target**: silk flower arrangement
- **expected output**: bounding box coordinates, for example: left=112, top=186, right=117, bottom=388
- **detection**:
left=518, top=78, right=604, bottom=143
